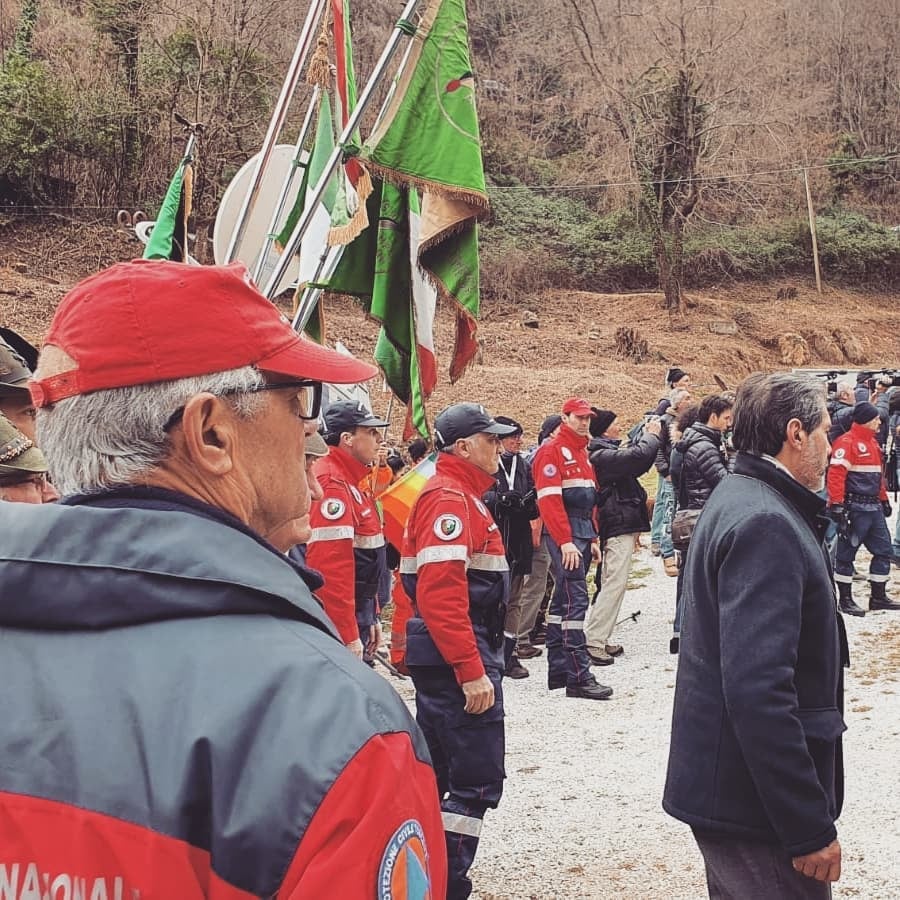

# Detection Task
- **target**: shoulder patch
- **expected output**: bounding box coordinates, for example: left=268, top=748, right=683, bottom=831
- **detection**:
left=543, top=463, right=558, bottom=478
left=833, top=448, right=845, bottom=459
left=434, top=513, right=464, bottom=541
left=378, top=819, right=431, bottom=899
left=349, top=485, right=363, bottom=504
left=857, top=442, right=868, bottom=453
left=321, top=498, right=346, bottom=520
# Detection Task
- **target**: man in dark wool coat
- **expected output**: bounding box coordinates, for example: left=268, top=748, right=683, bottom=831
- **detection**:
left=664, top=372, right=849, bottom=899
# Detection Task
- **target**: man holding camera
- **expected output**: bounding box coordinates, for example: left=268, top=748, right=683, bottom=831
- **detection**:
left=828, top=402, right=900, bottom=614
left=484, top=416, right=539, bottom=679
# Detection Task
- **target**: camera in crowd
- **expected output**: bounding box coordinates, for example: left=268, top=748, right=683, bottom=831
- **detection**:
left=862, top=369, right=900, bottom=391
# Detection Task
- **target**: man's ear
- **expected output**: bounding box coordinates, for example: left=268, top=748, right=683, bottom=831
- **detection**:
left=785, top=417, right=804, bottom=450
left=177, top=393, right=237, bottom=476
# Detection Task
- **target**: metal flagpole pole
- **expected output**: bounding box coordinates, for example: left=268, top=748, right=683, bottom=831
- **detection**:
left=223, top=0, right=329, bottom=264
left=251, top=85, right=321, bottom=286
left=290, top=240, right=344, bottom=333
left=262, top=0, right=427, bottom=300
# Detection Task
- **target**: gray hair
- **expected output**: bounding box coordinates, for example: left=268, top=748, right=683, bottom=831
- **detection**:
left=668, top=387, right=691, bottom=408
left=732, top=373, right=827, bottom=457
left=37, top=366, right=266, bottom=496
left=835, top=379, right=854, bottom=397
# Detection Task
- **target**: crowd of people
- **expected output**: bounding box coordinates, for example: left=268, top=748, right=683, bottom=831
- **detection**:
left=1, top=259, right=898, bottom=899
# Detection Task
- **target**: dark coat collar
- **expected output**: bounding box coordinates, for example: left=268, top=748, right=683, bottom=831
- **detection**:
left=733, top=453, right=828, bottom=540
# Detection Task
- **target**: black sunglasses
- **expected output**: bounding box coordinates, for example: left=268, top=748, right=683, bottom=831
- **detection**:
left=163, top=379, right=323, bottom=433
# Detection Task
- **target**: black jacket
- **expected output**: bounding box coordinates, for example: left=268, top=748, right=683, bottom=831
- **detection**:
left=671, top=423, right=728, bottom=510
left=589, top=432, right=660, bottom=540
left=664, top=454, right=848, bottom=857
left=484, top=451, right=538, bottom=577
left=826, top=401, right=854, bottom=445
left=654, top=414, right=676, bottom=477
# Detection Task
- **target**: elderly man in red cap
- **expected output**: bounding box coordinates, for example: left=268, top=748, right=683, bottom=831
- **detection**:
left=532, top=397, right=612, bottom=700
left=0, top=260, right=445, bottom=898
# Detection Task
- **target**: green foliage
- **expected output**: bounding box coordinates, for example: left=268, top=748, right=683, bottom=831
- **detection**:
left=0, top=56, right=70, bottom=184
left=481, top=183, right=900, bottom=300
left=12, top=0, right=40, bottom=60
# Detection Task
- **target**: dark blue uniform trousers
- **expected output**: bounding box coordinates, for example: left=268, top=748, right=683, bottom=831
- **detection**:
left=546, top=536, right=594, bottom=687
left=409, top=664, right=505, bottom=900
left=834, top=505, right=892, bottom=585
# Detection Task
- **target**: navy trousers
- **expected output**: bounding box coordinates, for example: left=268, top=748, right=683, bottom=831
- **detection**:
left=834, top=505, right=892, bottom=586
left=546, top=536, right=594, bottom=687
left=409, top=664, right=505, bottom=900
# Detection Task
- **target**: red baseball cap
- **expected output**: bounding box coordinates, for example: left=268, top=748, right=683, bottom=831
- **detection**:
left=562, top=397, right=595, bottom=416
left=29, top=260, right=377, bottom=407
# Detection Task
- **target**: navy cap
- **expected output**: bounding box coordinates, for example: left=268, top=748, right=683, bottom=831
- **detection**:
left=323, top=400, right=389, bottom=437
left=434, top=403, right=517, bottom=449
left=852, top=401, right=879, bottom=425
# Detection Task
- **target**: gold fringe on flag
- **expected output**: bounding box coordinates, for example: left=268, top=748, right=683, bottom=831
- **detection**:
left=326, top=164, right=373, bottom=246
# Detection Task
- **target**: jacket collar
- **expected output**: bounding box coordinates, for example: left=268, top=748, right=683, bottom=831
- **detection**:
left=436, top=450, right=497, bottom=495
left=848, top=422, right=877, bottom=444
left=557, top=423, right=589, bottom=451
left=324, top=444, right=371, bottom=483
left=687, top=422, right=723, bottom=445
left=733, top=452, right=828, bottom=539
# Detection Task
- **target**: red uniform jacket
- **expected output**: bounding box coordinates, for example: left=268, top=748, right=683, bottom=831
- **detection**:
left=401, top=453, right=509, bottom=684
left=532, top=424, right=598, bottom=546
left=307, top=447, right=386, bottom=643
left=827, top=423, right=887, bottom=505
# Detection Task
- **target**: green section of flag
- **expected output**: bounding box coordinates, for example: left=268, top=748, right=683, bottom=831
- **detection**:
left=326, top=179, right=429, bottom=438
left=358, top=0, right=487, bottom=381
left=144, top=158, right=190, bottom=261
left=277, top=93, right=338, bottom=249
left=360, top=0, right=486, bottom=200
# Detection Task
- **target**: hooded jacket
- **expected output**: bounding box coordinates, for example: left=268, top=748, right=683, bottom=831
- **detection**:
left=671, top=423, right=728, bottom=511
left=0, top=487, right=446, bottom=898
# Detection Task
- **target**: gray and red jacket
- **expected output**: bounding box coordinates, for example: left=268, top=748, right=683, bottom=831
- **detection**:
left=532, top=424, right=598, bottom=546
left=827, top=422, right=888, bottom=506
left=401, top=452, right=509, bottom=682
left=0, top=488, right=446, bottom=898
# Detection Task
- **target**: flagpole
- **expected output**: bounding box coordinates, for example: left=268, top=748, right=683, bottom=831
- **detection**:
left=262, top=0, right=427, bottom=300
left=290, top=243, right=344, bottom=332
left=250, top=85, right=321, bottom=286
left=223, top=0, right=328, bottom=265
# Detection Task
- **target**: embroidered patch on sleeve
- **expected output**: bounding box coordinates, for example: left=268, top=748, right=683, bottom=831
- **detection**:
left=434, top=514, right=464, bottom=541
left=321, top=498, right=347, bottom=520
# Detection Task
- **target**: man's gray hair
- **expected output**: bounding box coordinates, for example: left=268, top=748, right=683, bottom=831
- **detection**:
left=668, top=387, right=691, bottom=408
left=37, top=366, right=266, bottom=496
left=836, top=379, right=854, bottom=398
left=732, top=373, right=827, bottom=457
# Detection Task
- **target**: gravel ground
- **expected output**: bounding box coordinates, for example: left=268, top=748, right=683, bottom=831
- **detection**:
left=387, top=509, right=900, bottom=899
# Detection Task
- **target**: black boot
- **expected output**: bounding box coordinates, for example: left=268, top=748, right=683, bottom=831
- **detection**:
left=837, top=581, right=866, bottom=617
left=503, top=634, right=529, bottom=678
left=870, top=581, right=900, bottom=611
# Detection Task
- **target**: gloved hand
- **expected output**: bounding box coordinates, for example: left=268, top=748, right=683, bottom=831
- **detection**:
left=883, top=500, right=893, bottom=518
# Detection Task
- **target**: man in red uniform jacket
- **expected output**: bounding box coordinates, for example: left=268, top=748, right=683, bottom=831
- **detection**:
left=533, top=397, right=612, bottom=700
left=307, top=400, right=389, bottom=660
left=827, top=401, right=899, bottom=613
left=401, top=403, right=517, bottom=899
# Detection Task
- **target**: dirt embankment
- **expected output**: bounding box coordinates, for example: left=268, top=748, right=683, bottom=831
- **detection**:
left=2, top=220, right=898, bottom=438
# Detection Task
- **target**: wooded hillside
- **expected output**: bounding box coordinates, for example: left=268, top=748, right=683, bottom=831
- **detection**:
left=2, top=0, right=899, bottom=302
